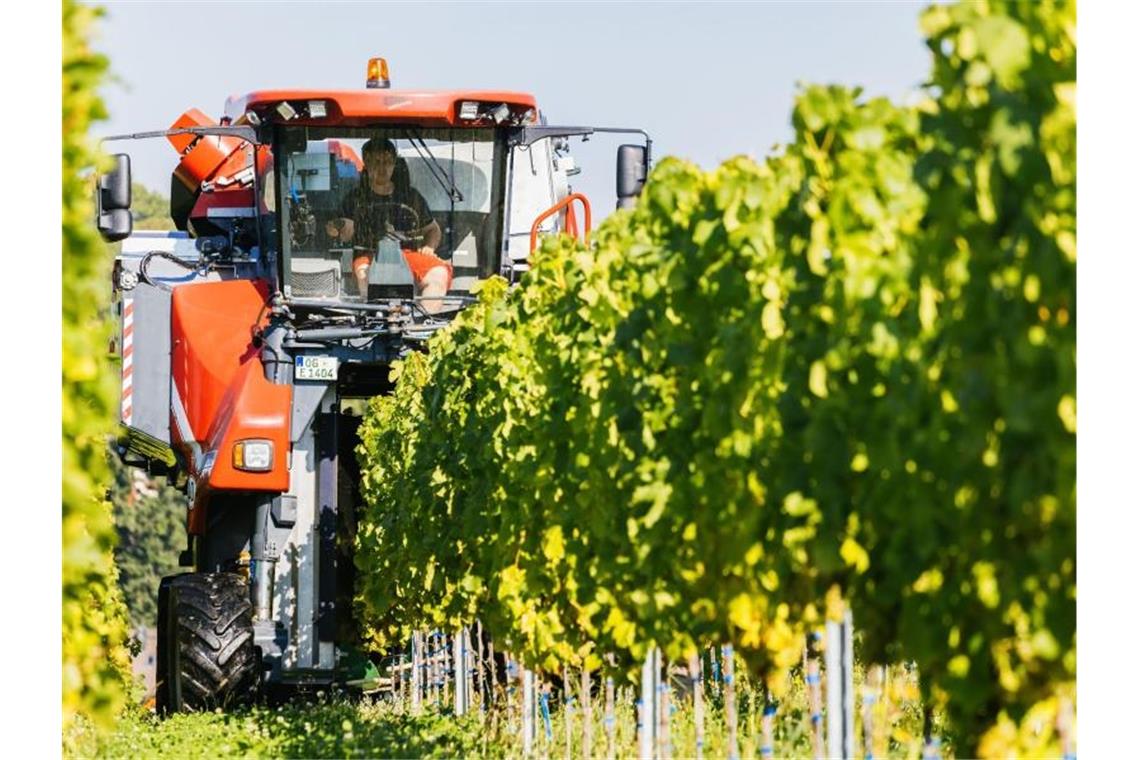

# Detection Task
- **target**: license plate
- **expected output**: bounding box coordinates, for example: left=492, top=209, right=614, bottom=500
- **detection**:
left=295, top=355, right=338, bottom=381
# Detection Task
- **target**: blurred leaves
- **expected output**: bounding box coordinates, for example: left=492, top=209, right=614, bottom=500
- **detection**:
left=62, top=0, right=133, bottom=731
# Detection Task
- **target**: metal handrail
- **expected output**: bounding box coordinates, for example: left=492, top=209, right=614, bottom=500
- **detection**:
left=529, top=192, right=592, bottom=254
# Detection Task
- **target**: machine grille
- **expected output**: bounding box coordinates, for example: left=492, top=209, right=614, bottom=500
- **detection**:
left=291, top=259, right=341, bottom=299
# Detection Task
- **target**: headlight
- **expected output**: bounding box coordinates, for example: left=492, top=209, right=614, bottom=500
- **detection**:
left=233, top=439, right=273, bottom=472
left=458, top=101, right=480, bottom=120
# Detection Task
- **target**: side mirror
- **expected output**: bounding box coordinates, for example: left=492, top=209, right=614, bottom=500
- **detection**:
left=96, top=153, right=133, bottom=243
left=616, top=144, right=647, bottom=210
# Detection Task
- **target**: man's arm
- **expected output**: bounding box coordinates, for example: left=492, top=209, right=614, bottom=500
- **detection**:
left=421, top=219, right=442, bottom=252
left=407, top=188, right=441, bottom=253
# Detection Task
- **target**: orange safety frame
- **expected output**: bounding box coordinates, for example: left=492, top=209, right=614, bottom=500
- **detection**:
left=529, top=193, right=592, bottom=254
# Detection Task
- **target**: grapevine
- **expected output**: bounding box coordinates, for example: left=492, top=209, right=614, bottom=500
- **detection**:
left=353, top=1, right=1074, bottom=755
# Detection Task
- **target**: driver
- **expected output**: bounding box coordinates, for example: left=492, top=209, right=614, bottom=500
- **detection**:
left=325, top=137, right=451, bottom=300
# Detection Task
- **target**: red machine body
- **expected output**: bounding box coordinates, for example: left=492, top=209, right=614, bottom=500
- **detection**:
left=169, top=278, right=289, bottom=533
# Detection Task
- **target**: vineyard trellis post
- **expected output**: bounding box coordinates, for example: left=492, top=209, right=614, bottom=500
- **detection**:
left=639, top=646, right=661, bottom=759
left=411, top=631, right=423, bottom=714
left=656, top=657, right=671, bottom=760
left=563, top=666, right=573, bottom=760
left=507, top=655, right=518, bottom=721
left=475, top=623, right=487, bottom=715
left=921, top=707, right=942, bottom=760
left=723, top=644, right=739, bottom=760
left=581, top=667, right=593, bottom=760
left=465, top=628, right=475, bottom=713
left=805, top=632, right=824, bottom=759
left=760, top=700, right=776, bottom=759
left=487, top=633, right=498, bottom=696
left=605, top=673, right=616, bottom=760
left=522, top=665, right=537, bottom=756
left=862, top=664, right=883, bottom=760
left=688, top=652, right=704, bottom=759
left=826, top=608, right=855, bottom=760
left=540, top=679, right=554, bottom=743
left=428, top=633, right=438, bottom=705
left=442, top=632, right=452, bottom=706
left=454, top=627, right=469, bottom=716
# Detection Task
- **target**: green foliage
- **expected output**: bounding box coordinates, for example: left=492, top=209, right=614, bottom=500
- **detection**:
left=354, top=1, right=1074, bottom=755
left=62, top=0, right=133, bottom=731
left=108, top=455, right=187, bottom=629
left=67, top=663, right=929, bottom=759
left=65, top=699, right=510, bottom=759
left=874, top=1, right=1076, bottom=750
left=130, top=183, right=174, bottom=230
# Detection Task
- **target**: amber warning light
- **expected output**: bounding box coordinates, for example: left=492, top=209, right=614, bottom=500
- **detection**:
left=366, top=57, right=390, bottom=89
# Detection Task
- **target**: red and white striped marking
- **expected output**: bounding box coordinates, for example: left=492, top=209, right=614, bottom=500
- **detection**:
left=121, top=298, right=134, bottom=425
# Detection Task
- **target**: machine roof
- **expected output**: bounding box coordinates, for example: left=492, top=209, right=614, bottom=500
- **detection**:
left=223, top=89, right=537, bottom=127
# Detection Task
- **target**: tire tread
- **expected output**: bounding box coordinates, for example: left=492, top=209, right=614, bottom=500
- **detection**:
left=163, top=572, right=259, bottom=712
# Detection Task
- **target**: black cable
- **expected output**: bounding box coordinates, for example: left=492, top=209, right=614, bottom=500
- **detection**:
left=138, top=250, right=214, bottom=290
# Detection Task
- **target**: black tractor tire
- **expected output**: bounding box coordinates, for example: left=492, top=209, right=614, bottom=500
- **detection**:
left=156, top=572, right=260, bottom=714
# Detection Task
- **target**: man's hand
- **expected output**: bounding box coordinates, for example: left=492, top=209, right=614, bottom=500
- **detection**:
left=326, top=217, right=354, bottom=242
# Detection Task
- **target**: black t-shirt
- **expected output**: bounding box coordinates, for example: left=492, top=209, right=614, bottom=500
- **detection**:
left=340, top=179, right=433, bottom=251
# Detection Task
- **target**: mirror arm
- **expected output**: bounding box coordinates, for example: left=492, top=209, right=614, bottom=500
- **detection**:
left=511, top=125, right=652, bottom=167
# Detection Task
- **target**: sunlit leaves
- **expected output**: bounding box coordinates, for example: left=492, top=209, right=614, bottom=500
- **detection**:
left=354, top=2, right=1074, bottom=755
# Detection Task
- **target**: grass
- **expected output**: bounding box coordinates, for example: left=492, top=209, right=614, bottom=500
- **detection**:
left=65, top=663, right=935, bottom=758
left=64, top=697, right=509, bottom=759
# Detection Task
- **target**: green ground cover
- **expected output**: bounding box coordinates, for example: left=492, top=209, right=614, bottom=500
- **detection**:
left=67, top=664, right=930, bottom=759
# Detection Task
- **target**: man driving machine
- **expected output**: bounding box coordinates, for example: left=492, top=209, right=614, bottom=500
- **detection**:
left=325, top=137, right=452, bottom=302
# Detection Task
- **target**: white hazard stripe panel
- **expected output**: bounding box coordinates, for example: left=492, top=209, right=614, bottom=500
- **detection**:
left=121, top=299, right=134, bottom=425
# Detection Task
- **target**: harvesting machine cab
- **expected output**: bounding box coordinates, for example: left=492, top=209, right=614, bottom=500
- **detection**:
left=96, top=59, right=651, bottom=712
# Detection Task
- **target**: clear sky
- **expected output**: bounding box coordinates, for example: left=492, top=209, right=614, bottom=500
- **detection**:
left=89, top=0, right=932, bottom=221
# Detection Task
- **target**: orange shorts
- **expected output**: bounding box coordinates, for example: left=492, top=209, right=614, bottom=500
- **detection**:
left=352, top=250, right=454, bottom=290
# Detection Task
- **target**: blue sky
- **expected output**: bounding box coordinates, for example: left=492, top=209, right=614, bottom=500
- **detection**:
left=90, top=1, right=931, bottom=220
